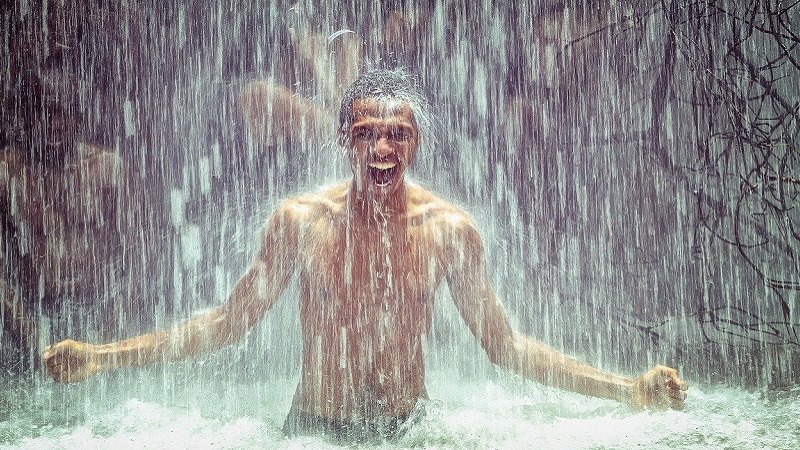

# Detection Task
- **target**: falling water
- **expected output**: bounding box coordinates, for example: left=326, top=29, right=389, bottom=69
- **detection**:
left=1, top=0, right=799, bottom=448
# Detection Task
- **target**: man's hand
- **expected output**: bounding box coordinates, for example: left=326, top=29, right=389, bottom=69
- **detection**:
left=630, top=364, right=688, bottom=410
left=42, top=339, right=101, bottom=383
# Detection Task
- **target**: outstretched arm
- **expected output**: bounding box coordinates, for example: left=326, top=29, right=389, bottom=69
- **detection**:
left=444, top=217, right=688, bottom=410
left=43, top=203, right=300, bottom=382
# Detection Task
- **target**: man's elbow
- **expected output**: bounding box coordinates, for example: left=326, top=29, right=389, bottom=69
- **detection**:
left=183, top=307, right=246, bottom=353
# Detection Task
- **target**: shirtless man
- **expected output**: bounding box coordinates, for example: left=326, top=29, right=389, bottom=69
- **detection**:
left=43, top=69, right=688, bottom=442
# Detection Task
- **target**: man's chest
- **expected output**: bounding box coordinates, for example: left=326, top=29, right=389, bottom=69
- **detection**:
left=297, top=223, right=443, bottom=326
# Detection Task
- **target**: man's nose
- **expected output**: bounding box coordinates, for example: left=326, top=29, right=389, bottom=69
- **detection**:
left=372, top=137, right=395, bottom=158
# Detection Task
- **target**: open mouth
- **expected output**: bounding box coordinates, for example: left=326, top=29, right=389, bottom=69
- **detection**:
left=368, top=161, right=399, bottom=186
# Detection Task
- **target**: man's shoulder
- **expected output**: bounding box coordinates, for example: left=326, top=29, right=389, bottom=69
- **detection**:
left=406, top=183, right=480, bottom=239
left=406, top=186, right=485, bottom=263
left=274, top=181, right=349, bottom=222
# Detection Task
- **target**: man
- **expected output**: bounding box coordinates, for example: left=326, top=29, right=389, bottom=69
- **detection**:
left=43, top=69, right=688, bottom=442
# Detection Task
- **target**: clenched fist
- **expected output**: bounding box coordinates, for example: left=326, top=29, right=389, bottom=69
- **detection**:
left=630, top=364, right=689, bottom=410
left=42, top=339, right=101, bottom=383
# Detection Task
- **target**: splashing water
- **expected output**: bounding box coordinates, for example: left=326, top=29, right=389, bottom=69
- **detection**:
left=3, top=365, right=800, bottom=449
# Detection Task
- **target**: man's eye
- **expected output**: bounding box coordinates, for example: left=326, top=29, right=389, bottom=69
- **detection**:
left=354, top=129, right=375, bottom=141
left=389, top=130, right=409, bottom=142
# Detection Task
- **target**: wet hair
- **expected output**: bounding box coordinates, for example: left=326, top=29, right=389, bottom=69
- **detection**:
left=338, top=68, right=431, bottom=137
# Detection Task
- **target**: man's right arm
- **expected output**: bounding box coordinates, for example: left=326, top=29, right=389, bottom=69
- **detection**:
left=43, top=202, right=301, bottom=383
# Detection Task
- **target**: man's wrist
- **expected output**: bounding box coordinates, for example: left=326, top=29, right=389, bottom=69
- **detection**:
left=94, top=344, right=119, bottom=370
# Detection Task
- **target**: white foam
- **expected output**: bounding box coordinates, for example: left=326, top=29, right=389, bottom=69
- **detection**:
left=3, top=370, right=799, bottom=449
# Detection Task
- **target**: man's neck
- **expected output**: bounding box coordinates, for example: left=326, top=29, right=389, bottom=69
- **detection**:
left=347, top=181, right=409, bottom=226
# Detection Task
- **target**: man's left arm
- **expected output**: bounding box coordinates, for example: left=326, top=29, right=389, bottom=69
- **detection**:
left=443, top=217, right=688, bottom=410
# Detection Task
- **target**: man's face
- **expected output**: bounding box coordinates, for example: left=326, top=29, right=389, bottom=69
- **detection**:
left=344, top=98, right=419, bottom=198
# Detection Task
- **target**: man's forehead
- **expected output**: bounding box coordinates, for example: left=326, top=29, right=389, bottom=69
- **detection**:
left=351, top=98, right=415, bottom=125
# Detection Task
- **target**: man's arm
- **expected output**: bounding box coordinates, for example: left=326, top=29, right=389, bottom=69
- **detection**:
left=443, top=216, right=688, bottom=410
left=43, top=202, right=300, bottom=383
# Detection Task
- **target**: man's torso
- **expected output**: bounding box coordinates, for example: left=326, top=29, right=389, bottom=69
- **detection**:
left=285, top=181, right=465, bottom=420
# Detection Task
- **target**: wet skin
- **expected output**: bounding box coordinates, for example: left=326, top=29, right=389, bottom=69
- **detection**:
left=42, top=99, right=688, bottom=421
